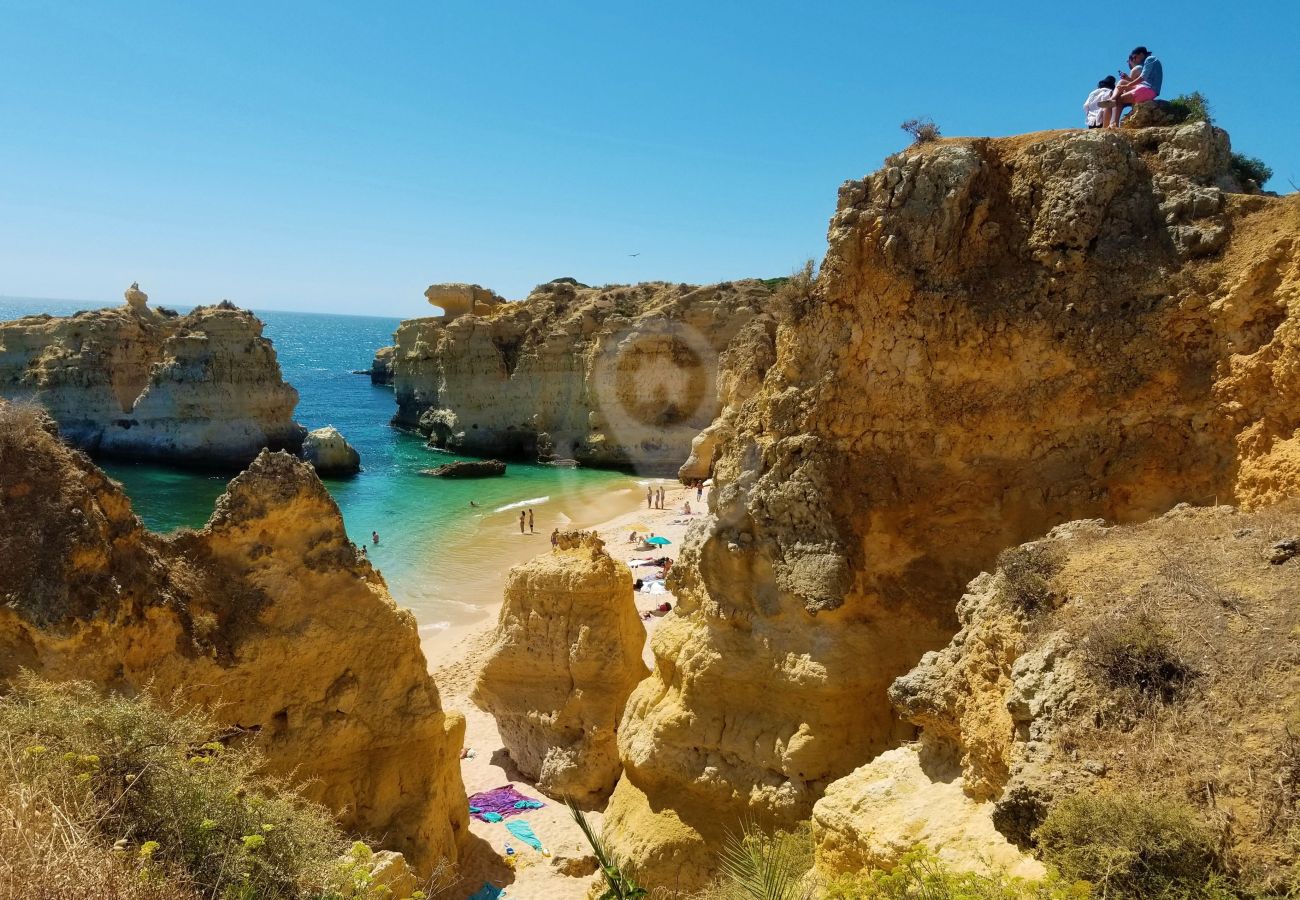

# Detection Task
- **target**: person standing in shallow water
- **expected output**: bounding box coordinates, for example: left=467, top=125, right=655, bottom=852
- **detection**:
left=519, top=511, right=525, bottom=534
left=371, top=531, right=379, bottom=545
left=528, top=509, right=535, bottom=533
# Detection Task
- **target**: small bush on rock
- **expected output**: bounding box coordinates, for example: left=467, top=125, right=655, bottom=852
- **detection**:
left=1167, top=92, right=1213, bottom=124
left=996, top=544, right=1063, bottom=614
left=1230, top=153, right=1273, bottom=189
left=823, top=847, right=1087, bottom=899
left=901, top=117, right=941, bottom=144
left=1085, top=611, right=1196, bottom=707
left=1035, top=792, right=1221, bottom=897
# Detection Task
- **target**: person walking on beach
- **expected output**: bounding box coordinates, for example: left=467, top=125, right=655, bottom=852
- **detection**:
left=519, top=511, right=526, bottom=534
left=551, top=528, right=559, bottom=548
left=528, top=509, right=535, bottom=533
left=646, top=487, right=653, bottom=509
left=696, top=482, right=703, bottom=502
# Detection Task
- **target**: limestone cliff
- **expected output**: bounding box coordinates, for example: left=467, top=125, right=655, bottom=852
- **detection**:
left=606, top=123, right=1300, bottom=888
left=390, top=279, right=776, bottom=473
left=472, top=531, right=648, bottom=804
left=840, top=503, right=1300, bottom=890
left=0, top=289, right=303, bottom=466
left=0, top=402, right=467, bottom=874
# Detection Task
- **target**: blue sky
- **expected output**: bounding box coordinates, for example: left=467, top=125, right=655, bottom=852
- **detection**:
left=2, top=1, right=1296, bottom=317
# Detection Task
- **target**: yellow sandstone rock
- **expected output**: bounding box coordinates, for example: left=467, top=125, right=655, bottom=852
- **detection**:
left=472, top=531, right=648, bottom=803
left=0, top=291, right=304, bottom=466
left=0, top=403, right=467, bottom=874
left=389, top=278, right=775, bottom=472
left=607, top=124, right=1300, bottom=889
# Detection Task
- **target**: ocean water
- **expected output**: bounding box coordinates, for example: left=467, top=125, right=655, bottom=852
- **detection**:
left=0, top=297, right=638, bottom=639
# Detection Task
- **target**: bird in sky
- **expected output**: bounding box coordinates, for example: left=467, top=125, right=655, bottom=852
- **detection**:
left=628, top=252, right=640, bottom=257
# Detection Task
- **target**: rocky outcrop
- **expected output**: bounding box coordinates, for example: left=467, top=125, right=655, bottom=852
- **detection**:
left=0, top=289, right=303, bottom=466
left=370, top=345, right=395, bottom=385
left=605, top=124, right=1300, bottom=888
left=301, top=425, right=361, bottom=476
left=811, top=747, right=1042, bottom=881
left=389, top=279, right=776, bottom=473
left=420, top=459, right=506, bottom=478
left=870, top=504, right=1300, bottom=888
left=0, top=401, right=467, bottom=874
left=472, top=531, right=648, bottom=803
left=424, top=282, right=505, bottom=320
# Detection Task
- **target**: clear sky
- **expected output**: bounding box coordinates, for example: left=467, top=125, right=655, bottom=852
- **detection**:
left=2, top=1, right=1297, bottom=317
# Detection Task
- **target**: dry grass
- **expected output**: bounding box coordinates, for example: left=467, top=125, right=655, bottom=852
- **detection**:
left=0, top=675, right=433, bottom=900
left=1033, top=502, right=1300, bottom=891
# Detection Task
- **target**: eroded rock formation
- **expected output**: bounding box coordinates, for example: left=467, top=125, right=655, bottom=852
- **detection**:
left=0, top=402, right=467, bottom=873
left=301, top=425, right=361, bottom=476
left=0, top=291, right=303, bottom=466
left=472, top=531, right=648, bottom=803
left=389, top=279, right=776, bottom=473
left=425, top=282, right=505, bottom=320
left=836, top=503, right=1300, bottom=889
left=605, top=123, right=1300, bottom=888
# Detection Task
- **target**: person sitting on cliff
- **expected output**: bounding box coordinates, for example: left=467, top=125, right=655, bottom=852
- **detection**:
left=1084, top=75, right=1117, bottom=128
left=1101, top=47, right=1162, bottom=126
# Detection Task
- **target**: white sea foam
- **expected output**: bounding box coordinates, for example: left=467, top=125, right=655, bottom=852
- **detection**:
left=418, top=621, right=452, bottom=634
left=493, top=495, right=549, bottom=513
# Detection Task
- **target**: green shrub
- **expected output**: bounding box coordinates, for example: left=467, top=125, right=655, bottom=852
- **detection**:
left=823, top=848, right=1088, bottom=899
left=1167, top=92, right=1213, bottom=124
left=1035, top=792, right=1220, bottom=897
left=0, top=675, right=404, bottom=900
left=996, top=544, right=1063, bottom=614
left=697, top=822, right=814, bottom=900
left=569, top=801, right=647, bottom=899
left=1230, top=153, right=1273, bottom=189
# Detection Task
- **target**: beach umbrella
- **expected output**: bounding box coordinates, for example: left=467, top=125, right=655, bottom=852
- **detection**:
left=646, top=536, right=672, bottom=546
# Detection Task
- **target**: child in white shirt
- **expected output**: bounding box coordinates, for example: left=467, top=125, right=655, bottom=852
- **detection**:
left=1084, top=76, right=1117, bottom=128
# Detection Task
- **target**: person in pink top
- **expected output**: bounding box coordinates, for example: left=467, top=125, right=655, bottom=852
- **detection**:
left=1102, top=46, right=1163, bottom=127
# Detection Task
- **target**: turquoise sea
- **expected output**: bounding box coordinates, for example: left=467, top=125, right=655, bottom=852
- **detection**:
left=0, top=297, right=640, bottom=644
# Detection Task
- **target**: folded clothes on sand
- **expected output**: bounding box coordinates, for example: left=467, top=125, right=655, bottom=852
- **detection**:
left=467, top=785, right=544, bottom=821
left=513, top=799, right=544, bottom=809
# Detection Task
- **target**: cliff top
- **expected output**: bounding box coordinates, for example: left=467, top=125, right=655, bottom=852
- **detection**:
left=401, top=277, right=781, bottom=335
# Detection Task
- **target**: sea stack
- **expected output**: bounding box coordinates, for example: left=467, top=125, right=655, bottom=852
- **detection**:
left=0, top=288, right=305, bottom=467
left=301, top=425, right=361, bottom=476
left=472, top=531, right=648, bottom=804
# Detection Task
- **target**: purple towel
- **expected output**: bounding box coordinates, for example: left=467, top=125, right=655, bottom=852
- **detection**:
left=467, top=784, right=544, bottom=822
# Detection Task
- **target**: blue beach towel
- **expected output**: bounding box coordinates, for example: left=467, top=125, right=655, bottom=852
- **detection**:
left=505, top=818, right=543, bottom=851
left=467, top=883, right=503, bottom=900
left=512, top=799, right=544, bottom=810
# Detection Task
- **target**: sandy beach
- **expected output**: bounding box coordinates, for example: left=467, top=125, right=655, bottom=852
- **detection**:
left=428, top=477, right=709, bottom=900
